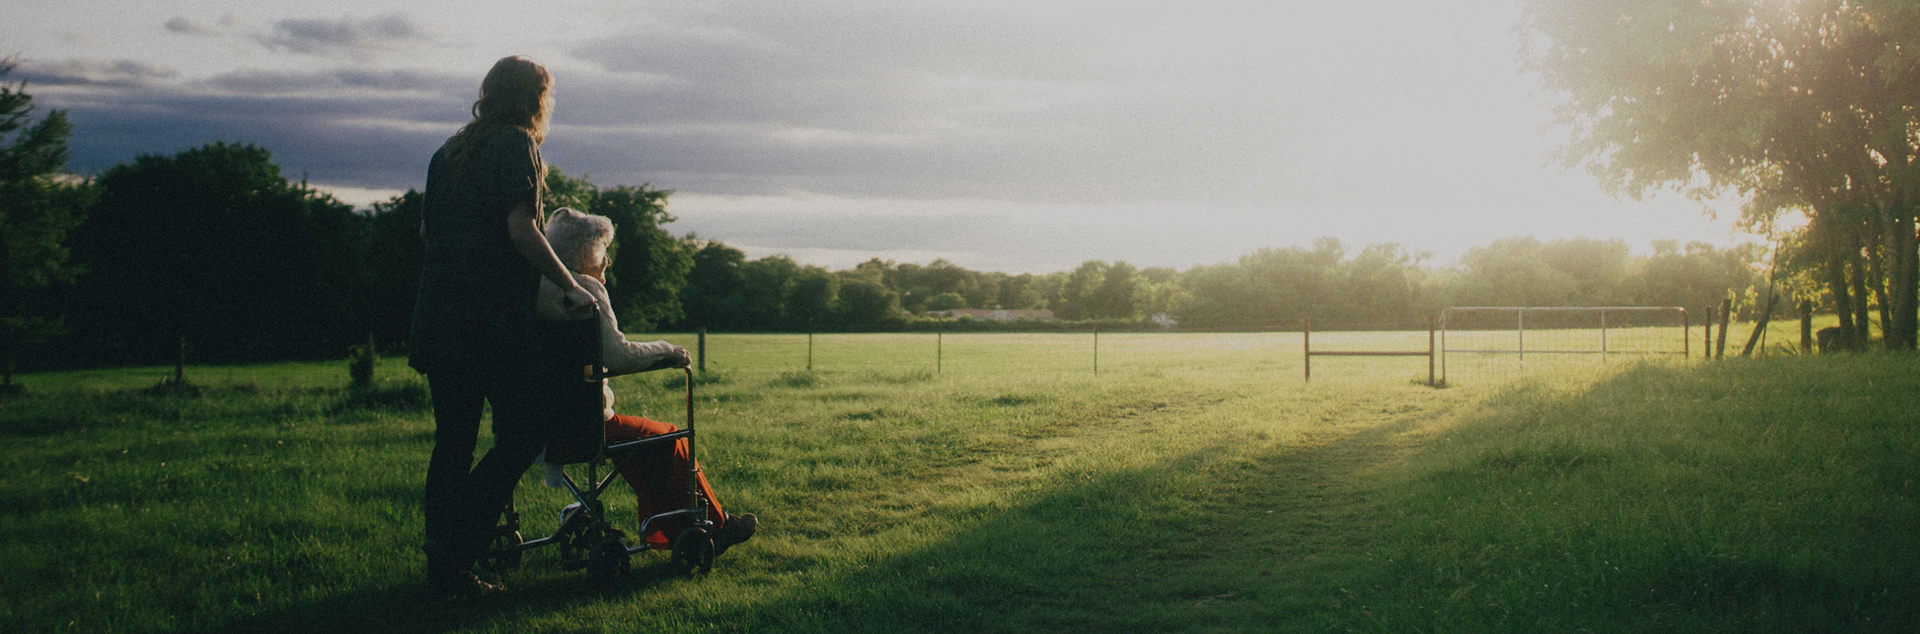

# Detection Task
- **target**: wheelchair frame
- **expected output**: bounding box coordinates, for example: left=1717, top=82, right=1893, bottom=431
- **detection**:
left=485, top=362, right=715, bottom=580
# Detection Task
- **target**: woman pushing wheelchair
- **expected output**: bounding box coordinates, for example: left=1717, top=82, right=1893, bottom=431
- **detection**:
left=410, top=55, right=751, bottom=598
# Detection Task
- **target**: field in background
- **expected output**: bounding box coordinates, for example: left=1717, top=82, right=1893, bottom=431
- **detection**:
left=2, top=323, right=1911, bottom=632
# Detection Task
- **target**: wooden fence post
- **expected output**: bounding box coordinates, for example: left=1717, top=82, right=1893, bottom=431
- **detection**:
left=1427, top=315, right=1436, bottom=387
left=1800, top=300, right=1813, bottom=354
left=1303, top=318, right=1311, bottom=382
left=1716, top=298, right=1733, bottom=359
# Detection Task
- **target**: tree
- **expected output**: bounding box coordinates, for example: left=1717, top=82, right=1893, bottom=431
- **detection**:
left=996, top=273, right=1044, bottom=310
left=1054, top=261, right=1108, bottom=320
left=681, top=240, right=748, bottom=331
left=835, top=278, right=903, bottom=329
left=1519, top=0, right=1920, bottom=348
left=68, top=142, right=367, bottom=364
left=1630, top=240, right=1766, bottom=320
left=789, top=265, right=839, bottom=329
left=925, top=292, right=968, bottom=311
left=366, top=190, right=424, bottom=351
left=0, top=60, right=94, bottom=387
left=1089, top=260, right=1142, bottom=320
left=739, top=256, right=800, bottom=330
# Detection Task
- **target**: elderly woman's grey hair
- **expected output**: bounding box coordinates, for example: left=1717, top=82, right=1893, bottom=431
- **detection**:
left=544, top=207, right=615, bottom=271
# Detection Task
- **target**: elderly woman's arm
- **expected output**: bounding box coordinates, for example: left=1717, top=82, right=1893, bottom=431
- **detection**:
left=573, top=276, right=689, bottom=374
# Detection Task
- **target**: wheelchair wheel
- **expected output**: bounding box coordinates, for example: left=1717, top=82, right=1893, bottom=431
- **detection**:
left=671, top=527, right=713, bottom=576
left=588, top=535, right=630, bottom=581
left=484, top=529, right=524, bottom=571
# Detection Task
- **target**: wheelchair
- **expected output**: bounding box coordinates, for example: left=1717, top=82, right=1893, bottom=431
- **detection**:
left=483, top=310, right=717, bottom=580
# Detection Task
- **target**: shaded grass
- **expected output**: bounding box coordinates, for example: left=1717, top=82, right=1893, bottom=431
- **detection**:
left=1, top=335, right=1913, bottom=632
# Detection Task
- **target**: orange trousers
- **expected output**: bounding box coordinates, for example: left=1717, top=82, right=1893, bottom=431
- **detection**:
left=604, top=414, right=726, bottom=547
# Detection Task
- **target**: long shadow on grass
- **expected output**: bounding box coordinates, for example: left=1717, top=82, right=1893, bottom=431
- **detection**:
left=192, top=561, right=689, bottom=634
left=702, top=417, right=1422, bottom=633
left=174, top=413, right=1416, bottom=633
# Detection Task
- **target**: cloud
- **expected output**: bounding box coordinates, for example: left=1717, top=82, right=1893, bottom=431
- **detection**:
left=164, top=14, right=247, bottom=37
left=260, top=13, right=424, bottom=55
left=205, top=68, right=469, bottom=97
left=24, top=58, right=466, bottom=190
left=15, top=59, right=179, bottom=87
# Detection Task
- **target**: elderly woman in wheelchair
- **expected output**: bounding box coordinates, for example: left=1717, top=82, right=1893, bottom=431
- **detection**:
left=488, top=207, right=756, bottom=579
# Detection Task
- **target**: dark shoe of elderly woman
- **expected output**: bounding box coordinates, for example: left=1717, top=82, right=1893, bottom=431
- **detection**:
left=712, top=512, right=758, bottom=557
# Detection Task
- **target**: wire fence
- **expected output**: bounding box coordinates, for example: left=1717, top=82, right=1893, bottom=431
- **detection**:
left=632, top=316, right=1695, bottom=386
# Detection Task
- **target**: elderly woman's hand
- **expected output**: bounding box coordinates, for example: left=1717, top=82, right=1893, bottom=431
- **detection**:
left=667, top=346, right=692, bottom=368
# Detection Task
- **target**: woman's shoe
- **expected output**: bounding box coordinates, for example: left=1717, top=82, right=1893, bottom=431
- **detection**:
left=712, top=513, right=757, bottom=556
left=429, top=571, right=503, bottom=599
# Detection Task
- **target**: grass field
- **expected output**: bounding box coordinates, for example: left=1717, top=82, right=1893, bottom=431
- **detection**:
left=2, top=324, right=1914, bottom=632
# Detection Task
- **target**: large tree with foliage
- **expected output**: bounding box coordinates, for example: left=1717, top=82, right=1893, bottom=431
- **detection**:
left=681, top=240, right=749, bottom=331
left=365, top=190, right=425, bottom=350
left=1519, top=0, right=1920, bottom=347
left=67, top=142, right=367, bottom=363
left=0, top=61, right=94, bottom=387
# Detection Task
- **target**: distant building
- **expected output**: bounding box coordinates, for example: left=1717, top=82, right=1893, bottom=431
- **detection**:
left=933, top=308, right=1055, bottom=321
left=1150, top=312, right=1177, bottom=327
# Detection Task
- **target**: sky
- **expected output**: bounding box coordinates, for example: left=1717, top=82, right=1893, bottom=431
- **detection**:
left=5, top=0, right=1759, bottom=274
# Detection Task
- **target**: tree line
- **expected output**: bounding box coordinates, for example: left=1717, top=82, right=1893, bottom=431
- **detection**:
left=9, top=35, right=1908, bottom=377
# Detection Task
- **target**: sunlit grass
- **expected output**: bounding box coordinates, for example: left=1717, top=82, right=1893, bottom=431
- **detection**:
left=1, top=330, right=1912, bottom=632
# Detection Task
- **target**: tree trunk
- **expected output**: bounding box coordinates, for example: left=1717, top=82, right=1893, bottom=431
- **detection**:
left=1800, top=300, right=1813, bottom=354
left=1742, top=243, right=1785, bottom=357
left=1829, top=247, right=1856, bottom=336
left=1741, top=287, right=1777, bottom=357
left=3, top=334, right=14, bottom=389
left=1891, top=207, right=1919, bottom=350
left=1863, top=221, right=1886, bottom=342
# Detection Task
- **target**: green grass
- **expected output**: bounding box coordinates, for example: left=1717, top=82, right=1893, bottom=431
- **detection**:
left=0, top=330, right=1913, bottom=632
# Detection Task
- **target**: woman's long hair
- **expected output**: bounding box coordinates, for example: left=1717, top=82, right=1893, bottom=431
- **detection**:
left=446, top=56, right=552, bottom=172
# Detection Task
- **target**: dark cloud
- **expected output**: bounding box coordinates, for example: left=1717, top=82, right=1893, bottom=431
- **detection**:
left=205, top=68, right=469, bottom=97
left=16, top=59, right=179, bottom=87
left=164, top=15, right=245, bottom=37
left=30, top=60, right=466, bottom=191
left=258, top=13, right=427, bottom=57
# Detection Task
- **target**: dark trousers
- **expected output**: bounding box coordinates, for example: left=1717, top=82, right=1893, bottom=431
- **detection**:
left=424, top=369, right=544, bottom=570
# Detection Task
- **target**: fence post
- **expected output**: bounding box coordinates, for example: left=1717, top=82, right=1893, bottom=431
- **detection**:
left=808, top=330, right=814, bottom=372
left=1716, top=298, right=1732, bottom=359
left=1303, top=318, right=1311, bottom=382
left=697, top=328, right=706, bottom=373
left=1703, top=306, right=1714, bottom=360
left=175, top=335, right=188, bottom=386
left=937, top=330, right=943, bottom=375
left=1799, top=300, right=1813, bottom=354
left=1427, top=315, right=1436, bottom=387
left=1600, top=309, right=1608, bottom=362
left=1092, top=321, right=1099, bottom=376
left=1681, top=308, right=1690, bottom=360
left=1518, top=308, right=1526, bottom=364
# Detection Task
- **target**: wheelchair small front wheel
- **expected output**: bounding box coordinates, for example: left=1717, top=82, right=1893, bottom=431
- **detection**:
left=588, top=535, right=630, bottom=581
left=671, top=527, right=713, bottom=576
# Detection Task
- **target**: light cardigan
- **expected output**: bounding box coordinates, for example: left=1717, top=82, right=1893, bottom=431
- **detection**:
left=535, top=273, right=680, bottom=421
